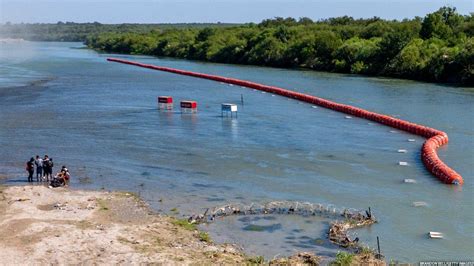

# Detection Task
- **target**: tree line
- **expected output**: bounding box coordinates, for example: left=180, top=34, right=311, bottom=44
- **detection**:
left=2, top=7, right=473, bottom=85
left=0, top=22, right=236, bottom=42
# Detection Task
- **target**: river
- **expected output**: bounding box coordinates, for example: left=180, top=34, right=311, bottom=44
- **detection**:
left=0, top=41, right=473, bottom=262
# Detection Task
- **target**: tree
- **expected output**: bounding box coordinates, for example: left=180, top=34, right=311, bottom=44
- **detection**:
left=360, top=21, right=392, bottom=39
left=298, top=17, right=314, bottom=25
left=377, top=22, right=419, bottom=71
left=333, top=37, right=381, bottom=73
left=452, top=38, right=474, bottom=84
left=420, top=7, right=463, bottom=40
left=245, top=31, right=287, bottom=66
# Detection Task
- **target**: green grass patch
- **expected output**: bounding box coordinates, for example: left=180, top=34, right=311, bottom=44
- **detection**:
left=198, top=232, right=211, bottom=243
left=332, top=251, right=354, bottom=266
left=359, top=246, right=374, bottom=256
left=246, top=256, right=265, bottom=264
left=171, top=218, right=197, bottom=231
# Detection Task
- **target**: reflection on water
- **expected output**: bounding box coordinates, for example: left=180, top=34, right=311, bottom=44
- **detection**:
left=0, top=42, right=473, bottom=262
left=221, top=118, right=239, bottom=140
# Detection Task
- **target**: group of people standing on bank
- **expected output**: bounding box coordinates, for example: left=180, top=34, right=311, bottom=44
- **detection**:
left=26, top=155, right=70, bottom=186
left=26, top=155, right=53, bottom=182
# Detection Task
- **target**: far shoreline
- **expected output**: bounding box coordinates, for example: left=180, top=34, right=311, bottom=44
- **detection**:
left=1, top=38, right=471, bottom=88
left=87, top=45, right=473, bottom=88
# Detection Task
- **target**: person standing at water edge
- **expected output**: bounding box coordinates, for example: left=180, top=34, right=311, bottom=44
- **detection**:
left=49, top=158, right=54, bottom=179
left=34, top=155, right=43, bottom=182
left=43, top=155, right=53, bottom=182
left=26, top=158, right=35, bottom=182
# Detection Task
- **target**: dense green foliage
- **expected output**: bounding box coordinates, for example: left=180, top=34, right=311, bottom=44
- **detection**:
left=0, top=22, right=237, bottom=42
left=85, top=7, right=473, bottom=85
left=2, top=7, right=473, bottom=85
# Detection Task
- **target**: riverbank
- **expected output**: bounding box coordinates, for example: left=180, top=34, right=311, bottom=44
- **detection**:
left=0, top=185, right=250, bottom=264
left=0, top=185, right=385, bottom=265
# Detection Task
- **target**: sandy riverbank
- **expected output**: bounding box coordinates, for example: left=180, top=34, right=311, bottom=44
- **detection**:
left=0, top=185, right=252, bottom=264
left=0, top=185, right=385, bottom=265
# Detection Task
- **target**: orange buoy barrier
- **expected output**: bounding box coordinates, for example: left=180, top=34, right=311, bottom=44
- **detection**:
left=107, top=57, right=464, bottom=185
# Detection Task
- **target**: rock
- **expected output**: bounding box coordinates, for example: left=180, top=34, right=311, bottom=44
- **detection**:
left=204, top=246, right=219, bottom=253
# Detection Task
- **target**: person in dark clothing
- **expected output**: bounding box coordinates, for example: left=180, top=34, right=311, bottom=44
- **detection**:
left=26, top=157, right=35, bottom=182
left=35, top=155, right=43, bottom=182
left=43, top=155, right=53, bottom=182
left=49, top=158, right=54, bottom=179
left=48, top=158, right=54, bottom=179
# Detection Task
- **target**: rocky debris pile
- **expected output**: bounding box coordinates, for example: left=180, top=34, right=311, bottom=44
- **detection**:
left=329, top=222, right=358, bottom=248
left=329, top=208, right=376, bottom=248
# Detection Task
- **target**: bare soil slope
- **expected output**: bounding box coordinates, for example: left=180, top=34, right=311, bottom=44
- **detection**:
left=0, top=185, right=247, bottom=264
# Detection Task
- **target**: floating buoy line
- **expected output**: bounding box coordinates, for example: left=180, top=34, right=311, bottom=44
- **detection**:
left=107, top=58, right=464, bottom=185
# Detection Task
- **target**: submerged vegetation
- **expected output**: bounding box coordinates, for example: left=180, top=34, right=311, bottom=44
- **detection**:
left=1, top=7, right=472, bottom=85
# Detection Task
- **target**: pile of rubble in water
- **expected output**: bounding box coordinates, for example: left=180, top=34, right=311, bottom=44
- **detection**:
left=329, top=208, right=376, bottom=248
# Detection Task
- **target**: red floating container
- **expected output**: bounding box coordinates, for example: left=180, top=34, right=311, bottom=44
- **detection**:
left=180, top=100, right=197, bottom=109
left=158, top=96, right=173, bottom=103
